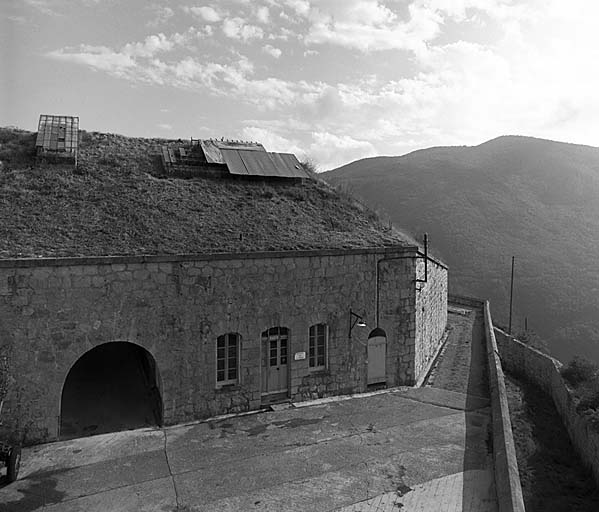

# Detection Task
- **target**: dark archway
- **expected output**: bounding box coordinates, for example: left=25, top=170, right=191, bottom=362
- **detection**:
left=60, top=342, right=163, bottom=439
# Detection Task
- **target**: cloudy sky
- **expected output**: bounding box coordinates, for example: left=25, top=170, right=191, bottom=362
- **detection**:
left=1, top=0, right=598, bottom=169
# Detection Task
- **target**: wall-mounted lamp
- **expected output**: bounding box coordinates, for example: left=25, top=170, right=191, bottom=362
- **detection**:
left=349, top=309, right=367, bottom=338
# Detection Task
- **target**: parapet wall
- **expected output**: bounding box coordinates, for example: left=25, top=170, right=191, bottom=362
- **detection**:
left=495, top=328, right=599, bottom=487
left=483, top=303, right=525, bottom=512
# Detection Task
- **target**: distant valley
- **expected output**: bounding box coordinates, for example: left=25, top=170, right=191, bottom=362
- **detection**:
left=324, top=135, right=599, bottom=364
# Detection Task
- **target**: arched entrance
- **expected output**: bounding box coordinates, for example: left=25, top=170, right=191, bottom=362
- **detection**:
left=367, top=328, right=387, bottom=386
left=60, top=342, right=163, bottom=439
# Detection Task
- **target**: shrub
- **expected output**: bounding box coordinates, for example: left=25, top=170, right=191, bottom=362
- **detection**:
left=561, top=355, right=599, bottom=387
left=299, top=157, right=319, bottom=176
left=517, top=329, right=549, bottom=353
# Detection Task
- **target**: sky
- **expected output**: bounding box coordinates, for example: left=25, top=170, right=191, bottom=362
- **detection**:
left=1, top=0, right=599, bottom=169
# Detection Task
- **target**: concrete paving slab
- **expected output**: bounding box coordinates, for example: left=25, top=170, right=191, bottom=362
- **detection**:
left=176, top=459, right=407, bottom=512
left=41, top=476, right=177, bottom=512
left=337, top=469, right=497, bottom=512
left=2, top=479, right=47, bottom=512
left=165, top=397, right=462, bottom=475
left=20, top=428, right=164, bottom=478
left=6, top=449, right=170, bottom=507
left=397, top=387, right=490, bottom=411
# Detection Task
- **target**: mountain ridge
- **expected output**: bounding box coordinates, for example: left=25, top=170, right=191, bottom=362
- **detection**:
left=323, top=135, right=599, bottom=364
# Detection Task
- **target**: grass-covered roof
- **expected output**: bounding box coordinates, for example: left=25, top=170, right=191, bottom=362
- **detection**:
left=0, top=128, right=411, bottom=258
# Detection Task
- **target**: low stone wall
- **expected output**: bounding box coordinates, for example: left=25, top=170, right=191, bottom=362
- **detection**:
left=495, top=327, right=599, bottom=488
left=483, top=302, right=525, bottom=512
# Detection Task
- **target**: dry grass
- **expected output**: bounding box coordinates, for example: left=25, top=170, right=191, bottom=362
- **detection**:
left=505, top=373, right=599, bottom=511
left=0, top=128, right=410, bottom=258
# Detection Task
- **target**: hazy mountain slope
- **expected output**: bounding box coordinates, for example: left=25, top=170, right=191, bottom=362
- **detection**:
left=324, top=136, right=599, bottom=364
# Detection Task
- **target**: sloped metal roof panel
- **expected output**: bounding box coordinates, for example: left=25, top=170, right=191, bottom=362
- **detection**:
left=268, top=152, right=310, bottom=178
left=221, top=148, right=249, bottom=175
left=200, top=140, right=226, bottom=164
left=200, top=140, right=266, bottom=164
left=239, top=150, right=281, bottom=177
left=221, top=149, right=311, bottom=178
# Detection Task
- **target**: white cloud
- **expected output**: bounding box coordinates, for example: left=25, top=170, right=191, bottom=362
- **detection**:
left=262, top=44, right=282, bottom=58
left=47, top=45, right=137, bottom=73
left=157, top=123, right=173, bottom=130
left=304, top=1, right=442, bottom=53
left=241, top=126, right=303, bottom=154
left=242, top=124, right=378, bottom=170
left=47, top=33, right=322, bottom=111
left=222, top=17, right=264, bottom=40
left=308, top=132, right=377, bottom=169
left=123, top=33, right=176, bottom=58
left=283, top=0, right=310, bottom=17
left=23, top=0, right=60, bottom=15
left=183, top=5, right=222, bottom=22
left=147, top=6, right=174, bottom=27
left=255, top=6, right=270, bottom=24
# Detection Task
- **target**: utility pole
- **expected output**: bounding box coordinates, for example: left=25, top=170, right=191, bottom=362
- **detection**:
left=509, top=256, right=515, bottom=334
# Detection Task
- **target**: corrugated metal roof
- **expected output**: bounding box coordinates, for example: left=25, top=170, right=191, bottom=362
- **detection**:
left=221, top=149, right=310, bottom=179
left=269, top=152, right=309, bottom=178
left=200, top=139, right=265, bottom=164
left=221, top=149, right=247, bottom=175
left=36, top=115, right=79, bottom=153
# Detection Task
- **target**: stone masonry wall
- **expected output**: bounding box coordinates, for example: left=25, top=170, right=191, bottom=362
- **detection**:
left=377, top=253, right=448, bottom=385
left=0, top=248, right=431, bottom=444
left=378, top=256, right=415, bottom=385
left=495, top=328, right=599, bottom=487
left=414, top=258, right=448, bottom=381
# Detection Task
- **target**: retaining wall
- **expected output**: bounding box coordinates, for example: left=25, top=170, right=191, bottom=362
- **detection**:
left=495, top=327, right=599, bottom=487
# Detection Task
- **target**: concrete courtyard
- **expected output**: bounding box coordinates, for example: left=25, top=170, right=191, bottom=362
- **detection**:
left=0, top=306, right=497, bottom=511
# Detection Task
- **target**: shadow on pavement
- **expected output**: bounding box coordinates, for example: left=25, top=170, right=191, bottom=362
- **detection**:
left=1, top=470, right=67, bottom=512
left=461, top=308, right=494, bottom=510
left=429, top=306, right=494, bottom=510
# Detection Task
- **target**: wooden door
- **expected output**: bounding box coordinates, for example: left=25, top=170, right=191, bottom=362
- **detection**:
left=261, top=327, right=289, bottom=396
left=367, top=333, right=387, bottom=385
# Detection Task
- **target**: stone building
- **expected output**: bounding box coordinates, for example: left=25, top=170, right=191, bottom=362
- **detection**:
left=0, top=129, right=448, bottom=444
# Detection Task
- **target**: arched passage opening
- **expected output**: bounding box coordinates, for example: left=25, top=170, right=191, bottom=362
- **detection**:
left=60, top=342, right=163, bottom=440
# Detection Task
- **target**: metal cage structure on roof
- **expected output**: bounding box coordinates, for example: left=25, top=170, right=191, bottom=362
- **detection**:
left=35, top=115, right=79, bottom=165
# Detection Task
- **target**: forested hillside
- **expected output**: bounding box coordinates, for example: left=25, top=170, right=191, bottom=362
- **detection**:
left=324, top=136, right=599, bottom=364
